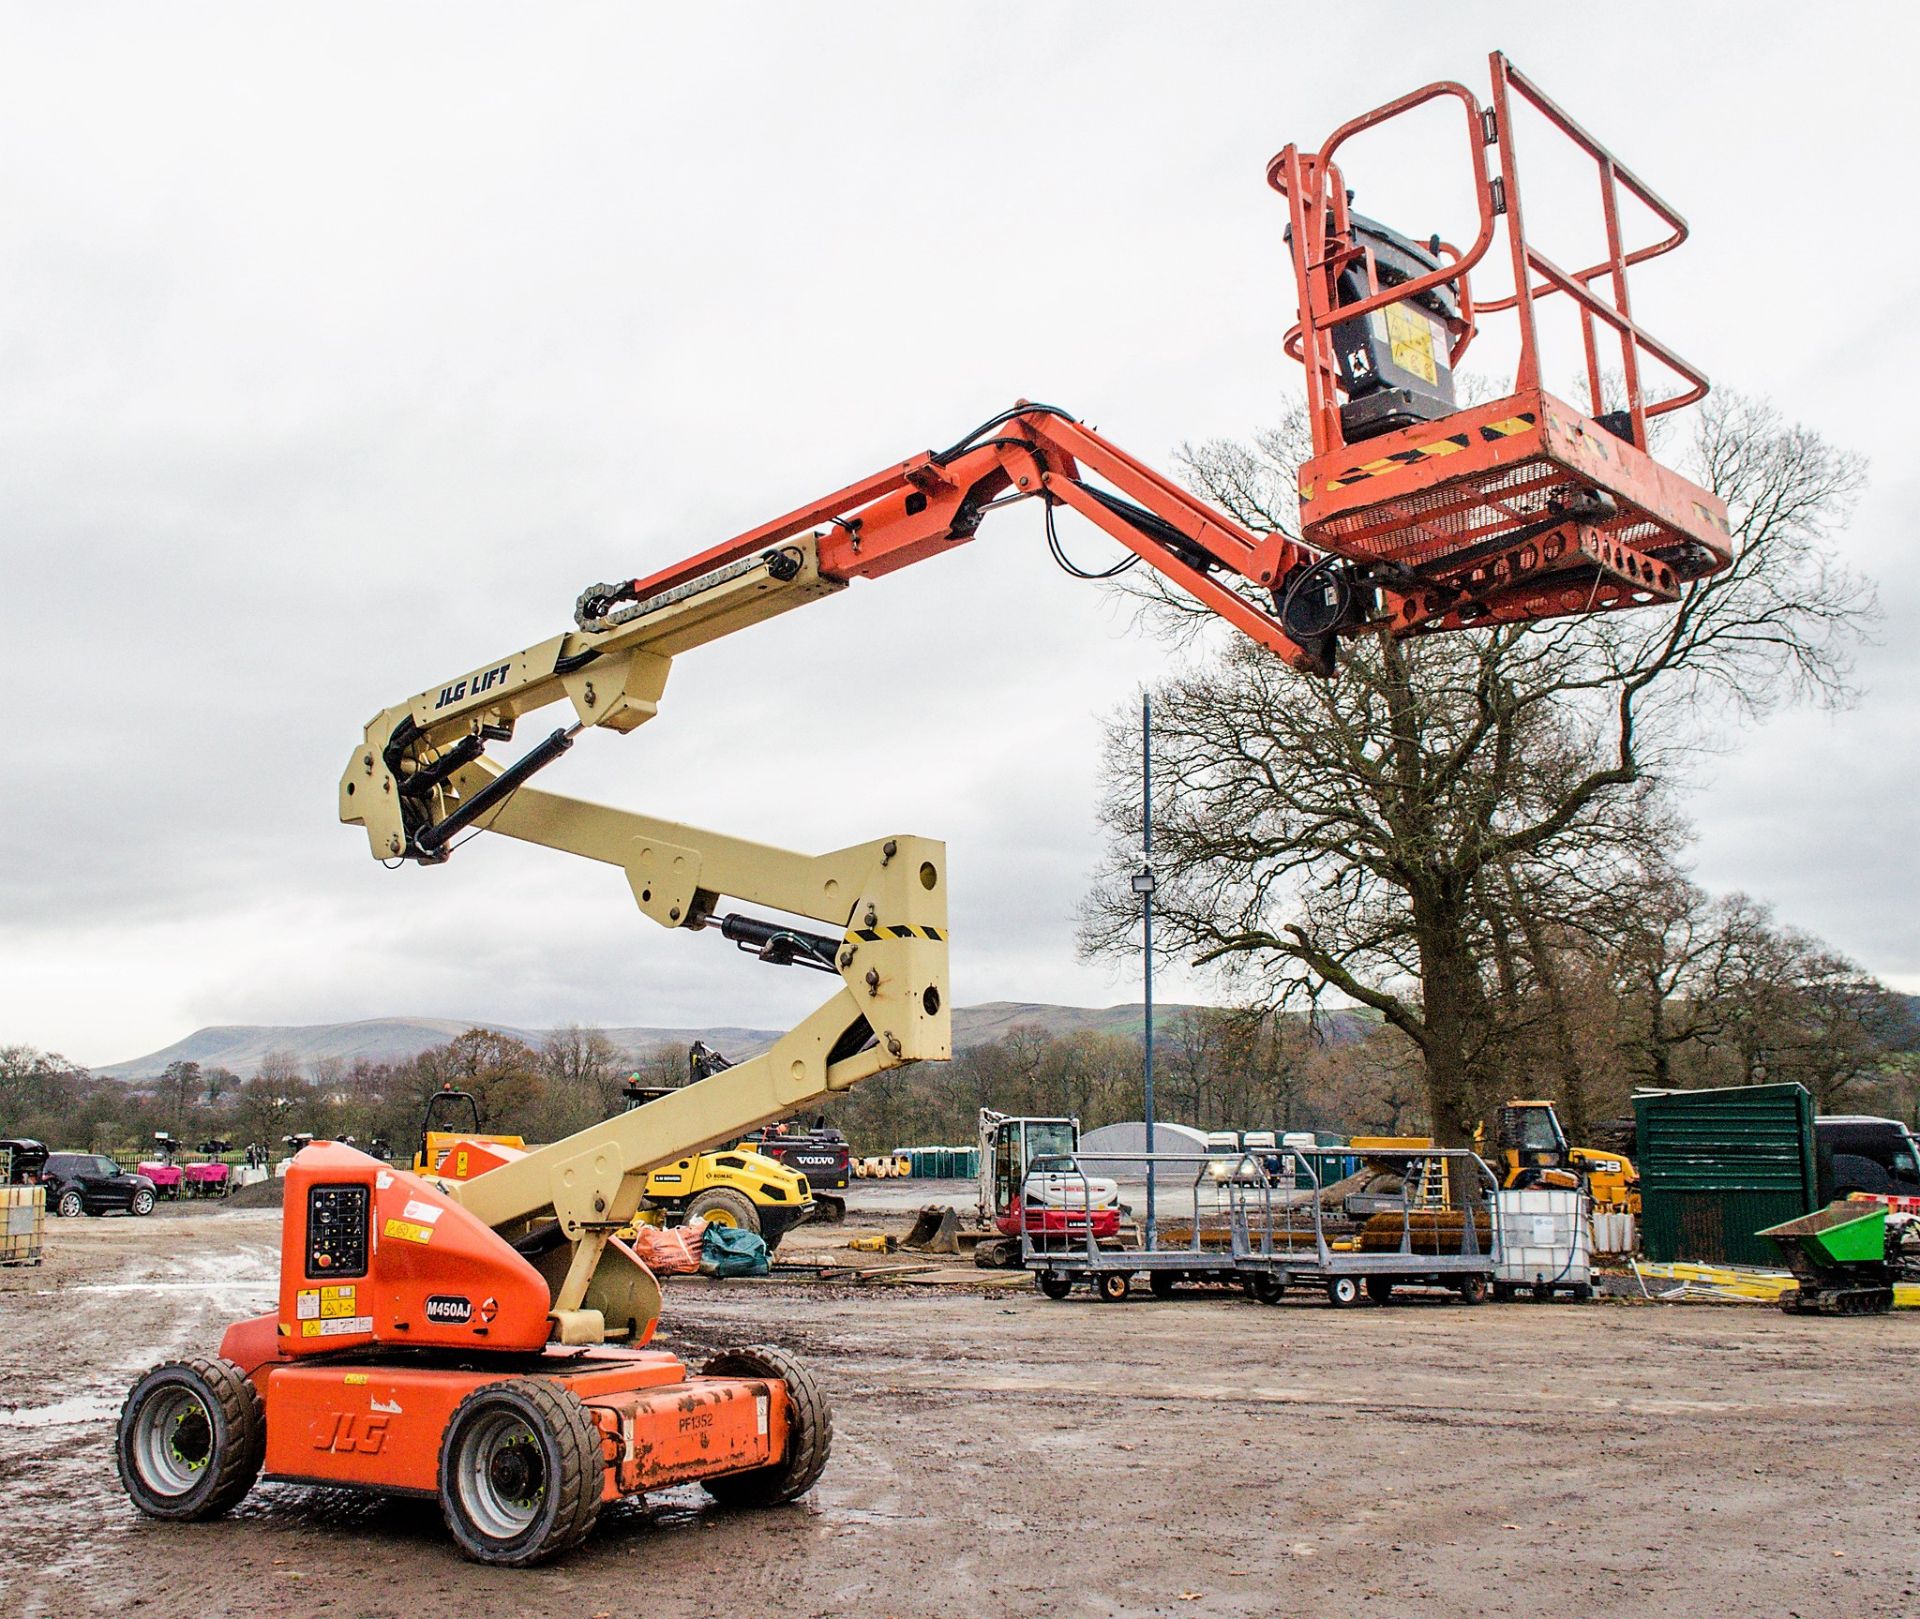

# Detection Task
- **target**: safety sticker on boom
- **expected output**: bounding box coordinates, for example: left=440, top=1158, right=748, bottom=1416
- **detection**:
left=845, top=925, right=945, bottom=944
left=1304, top=412, right=1540, bottom=499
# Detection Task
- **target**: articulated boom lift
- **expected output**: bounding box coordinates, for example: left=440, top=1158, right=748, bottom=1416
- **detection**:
left=115, top=54, right=1731, bottom=1566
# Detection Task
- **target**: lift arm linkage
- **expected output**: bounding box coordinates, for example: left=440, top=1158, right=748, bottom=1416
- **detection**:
left=342, top=403, right=1343, bottom=870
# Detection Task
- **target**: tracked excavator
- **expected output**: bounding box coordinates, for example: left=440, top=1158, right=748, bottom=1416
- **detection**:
left=113, top=54, right=1731, bottom=1565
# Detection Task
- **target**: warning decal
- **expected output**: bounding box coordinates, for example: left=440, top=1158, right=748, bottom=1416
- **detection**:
left=1383, top=304, right=1439, bottom=386
left=1313, top=412, right=1540, bottom=497
left=383, top=1217, right=434, bottom=1245
left=300, top=1315, right=373, bottom=1338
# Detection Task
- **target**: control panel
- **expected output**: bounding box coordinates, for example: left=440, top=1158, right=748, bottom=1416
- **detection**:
left=305, top=1184, right=369, bottom=1278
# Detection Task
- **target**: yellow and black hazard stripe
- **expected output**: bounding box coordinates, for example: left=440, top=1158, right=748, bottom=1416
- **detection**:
left=845, top=924, right=945, bottom=944
left=1305, top=412, right=1539, bottom=499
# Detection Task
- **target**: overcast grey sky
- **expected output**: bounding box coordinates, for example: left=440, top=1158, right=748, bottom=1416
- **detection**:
left=3, top=4, right=1916, bottom=1067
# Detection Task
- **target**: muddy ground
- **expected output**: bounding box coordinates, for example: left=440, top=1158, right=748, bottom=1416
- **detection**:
left=4, top=1203, right=1917, bottom=1619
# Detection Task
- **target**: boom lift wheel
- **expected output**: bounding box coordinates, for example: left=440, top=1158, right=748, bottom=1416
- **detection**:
left=699, top=1345, right=833, bottom=1506
left=1037, top=1271, right=1074, bottom=1301
left=1095, top=1272, right=1131, bottom=1304
left=687, top=1186, right=761, bottom=1238
left=116, top=1355, right=264, bottom=1521
left=1326, top=1276, right=1362, bottom=1308
left=438, top=1378, right=605, bottom=1567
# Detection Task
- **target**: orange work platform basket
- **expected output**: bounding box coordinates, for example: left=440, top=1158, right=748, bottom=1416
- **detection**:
left=1273, top=52, right=1732, bottom=638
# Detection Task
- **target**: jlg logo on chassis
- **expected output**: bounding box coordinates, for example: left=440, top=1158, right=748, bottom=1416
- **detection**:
left=315, top=1412, right=388, bottom=1455
left=433, top=662, right=510, bottom=710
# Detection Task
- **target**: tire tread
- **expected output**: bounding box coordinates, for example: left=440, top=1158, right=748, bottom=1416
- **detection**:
left=699, top=1344, right=832, bottom=1507
left=438, top=1377, right=604, bottom=1567
left=116, top=1354, right=264, bottom=1521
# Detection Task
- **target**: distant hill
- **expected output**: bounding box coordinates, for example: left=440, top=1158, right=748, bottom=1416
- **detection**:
left=95, top=1018, right=785, bottom=1080
left=97, top=1001, right=1238, bottom=1080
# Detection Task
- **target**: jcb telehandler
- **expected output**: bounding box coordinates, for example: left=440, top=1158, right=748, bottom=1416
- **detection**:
left=1495, top=1099, right=1640, bottom=1219
left=114, top=54, right=1730, bottom=1564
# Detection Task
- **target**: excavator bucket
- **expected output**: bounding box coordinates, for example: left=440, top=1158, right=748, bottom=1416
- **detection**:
left=902, top=1204, right=961, bottom=1254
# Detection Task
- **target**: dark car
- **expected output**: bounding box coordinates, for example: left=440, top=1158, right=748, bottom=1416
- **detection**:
left=1817, top=1116, right=1920, bottom=1201
left=41, top=1152, right=157, bottom=1218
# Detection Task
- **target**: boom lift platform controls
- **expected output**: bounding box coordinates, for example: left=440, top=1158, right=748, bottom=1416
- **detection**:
left=115, top=54, right=1730, bottom=1565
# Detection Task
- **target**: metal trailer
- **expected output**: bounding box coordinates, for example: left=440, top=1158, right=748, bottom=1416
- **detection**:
left=1023, top=1147, right=1502, bottom=1307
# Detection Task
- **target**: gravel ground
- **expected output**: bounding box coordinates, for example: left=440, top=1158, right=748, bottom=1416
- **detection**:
left=4, top=1204, right=1917, bottom=1619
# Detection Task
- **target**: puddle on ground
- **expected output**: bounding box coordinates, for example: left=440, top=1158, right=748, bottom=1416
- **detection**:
left=831, top=1506, right=920, bottom=1526
left=0, top=1394, right=119, bottom=1428
left=36, top=1280, right=276, bottom=1296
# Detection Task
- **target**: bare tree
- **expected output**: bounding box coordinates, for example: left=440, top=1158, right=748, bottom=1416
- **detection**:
left=535, top=1026, right=627, bottom=1138
left=155, top=1060, right=203, bottom=1129
left=1702, top=909, right=1908, bottom=1109
left=257, top=1049, right=304, bottom=1090
left=1084, top=392, right=1872, bottom=1143
left=0, top=1044, right=88, bottom=1122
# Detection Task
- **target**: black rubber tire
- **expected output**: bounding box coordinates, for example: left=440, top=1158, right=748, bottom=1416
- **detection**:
left=131, top=1188, right=156, bottom=1217
left=56, top=1190, right=83, bottom=1218
left=1492, top=1281, right=1515, bottom=1302
left=1456, top=1275, right=1490, bottom=1307
left=1037, top=1271, right=1074, bottom=1301
left=1249, top=1273, right=1286, bottom=1306
left=1148, top=1271, right=1179, bottom=1300
left=1569, top=1283, right=1593, bottom=1302
left=700, top=1344, right=833, bottom=1507
left=1095, top=1271, right=1131, bottom=1303
left=687, top=1187, right=762, bottom=1239
left=1326, top=1276, right=1362, bottom=1308
left=438, top=1377, right=604, bottom=1567
left=1365, top=1276, right=1395, bottom=1306
left=117, top=1355, right=264, bottom=1521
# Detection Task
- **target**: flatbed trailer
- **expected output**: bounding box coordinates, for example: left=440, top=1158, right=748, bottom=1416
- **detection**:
left=1024, top=1148, right=1501, bottom=1307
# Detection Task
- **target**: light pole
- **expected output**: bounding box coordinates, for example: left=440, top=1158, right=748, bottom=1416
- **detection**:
left=1133, top=693, right=1157, bottom=1248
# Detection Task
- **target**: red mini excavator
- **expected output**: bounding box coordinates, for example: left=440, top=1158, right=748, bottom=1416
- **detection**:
left=115, top=54, right=1730, bottom=1566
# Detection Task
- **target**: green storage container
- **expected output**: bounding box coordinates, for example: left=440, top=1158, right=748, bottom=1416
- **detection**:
left=1634, top=1083, right=1818, bottom=1266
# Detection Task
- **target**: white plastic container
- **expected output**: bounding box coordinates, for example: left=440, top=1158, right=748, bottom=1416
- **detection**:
left=1589, top=1210, right=1637, bottom=1256
left=1494, top=1188, right=1591, bottom=1292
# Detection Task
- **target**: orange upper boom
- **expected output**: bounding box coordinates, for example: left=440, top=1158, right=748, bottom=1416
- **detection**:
left=580, top=53, right=1730, bottom=678
left=580, top=405, right=1335, bottom=671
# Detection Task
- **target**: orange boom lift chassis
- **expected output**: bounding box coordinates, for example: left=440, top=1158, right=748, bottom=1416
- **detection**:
left=115, top=55, right=1729, bottom=1566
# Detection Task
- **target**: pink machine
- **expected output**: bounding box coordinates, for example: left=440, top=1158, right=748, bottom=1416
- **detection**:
left=136, top=1162, right=229, bottom=1198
